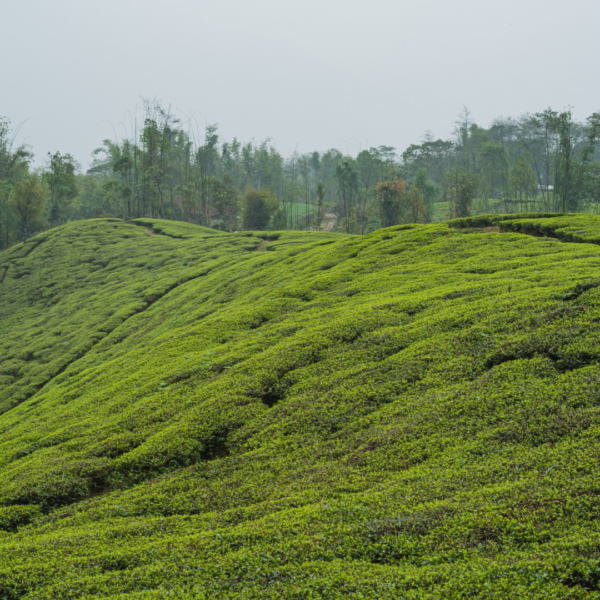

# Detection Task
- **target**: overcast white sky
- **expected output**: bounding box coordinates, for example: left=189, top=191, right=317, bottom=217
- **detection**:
left=3, top=0, right=599, bottom=170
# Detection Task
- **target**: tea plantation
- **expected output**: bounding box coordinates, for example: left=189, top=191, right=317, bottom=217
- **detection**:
left=3, top=214, right=600, bottom=597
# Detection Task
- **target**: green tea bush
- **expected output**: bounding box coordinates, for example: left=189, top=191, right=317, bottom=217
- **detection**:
left=0, top=504, right=41, bottom=531
left=4, top=216, right=600, bottom=596
left=448, top=212, right=563, bottom=229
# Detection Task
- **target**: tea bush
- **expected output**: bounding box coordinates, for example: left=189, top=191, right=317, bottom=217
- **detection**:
left=2, top=216, right=600, bottom=597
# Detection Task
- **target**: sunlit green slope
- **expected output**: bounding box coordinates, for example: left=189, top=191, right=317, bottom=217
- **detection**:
left=3, top=215, right=600, bottom=597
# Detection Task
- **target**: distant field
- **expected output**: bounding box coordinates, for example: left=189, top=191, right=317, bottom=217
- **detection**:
left=281, top=201, right=316, bottom=221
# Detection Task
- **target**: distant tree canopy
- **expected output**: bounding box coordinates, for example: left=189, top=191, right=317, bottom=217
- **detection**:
left=0, top=117, right=32, bottom=248
left=1, top=102, right=600, bottom=247
left=44, top=152, right=78, bottom=226
left=446, top=168, right=479, bottom=219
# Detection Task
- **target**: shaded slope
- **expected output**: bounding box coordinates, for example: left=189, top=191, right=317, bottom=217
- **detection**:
left=130, top=218, right=226, bottom=239
left=2, top=217, right=600, bottom=597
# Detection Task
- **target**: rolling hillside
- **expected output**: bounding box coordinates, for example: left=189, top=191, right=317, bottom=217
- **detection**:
left=2, top=214, right=600, bottom=597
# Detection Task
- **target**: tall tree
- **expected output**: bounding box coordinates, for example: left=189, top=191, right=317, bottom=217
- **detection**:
left=569, top=112, right=600, bottom=212
left=8, top=174, right=45, bottom=241
left=44, top=152, right=78, bottom=226
left=402, top=138, right=454, bottom=183
left=315, top=183, right=325, bottom=231
left=446, top=168, right=479, bottom=218
left=520, top=109, right=559, bottom=209
left=479, top=141, right=508, bottom=199
left=453, top=105, right=475, bottom=172
left=212, top=174, right=239, bottom=231
left=335, top=160, right=360, bottom=233
left=0, top=117, right=32, bottom=249
left=0, top=118, right=31, bottom=182
left=242, top=188, right=271, bottom=230
left=509, top=154, right=537, bottom=207
left=405, top=186, right=428, bottom=223
left=356, top=149, right=383, bottom=233
left=376, top=178, right=408, bottom=228
left=197, top=125, right=219, bottom=225
left=413, top=168, right=438, bottom=221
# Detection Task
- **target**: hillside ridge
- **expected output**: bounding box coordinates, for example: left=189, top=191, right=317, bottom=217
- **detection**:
left=3, top=215, right=600, bottom=597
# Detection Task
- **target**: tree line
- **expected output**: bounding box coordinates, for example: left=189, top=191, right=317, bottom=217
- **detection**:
left=403, top=107, right=600, bottom=217
left=2, top=101, right=600, bottom=247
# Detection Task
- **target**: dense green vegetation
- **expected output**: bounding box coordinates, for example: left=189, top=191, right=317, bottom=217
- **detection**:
left=3, top=104, right=600, bottom=249
left=4, top=214, right=600, bottom=596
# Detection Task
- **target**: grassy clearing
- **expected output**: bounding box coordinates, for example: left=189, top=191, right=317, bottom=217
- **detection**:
left=281, top=202, right=316, bottom=225
left=3, top=215, right=600, bottom=596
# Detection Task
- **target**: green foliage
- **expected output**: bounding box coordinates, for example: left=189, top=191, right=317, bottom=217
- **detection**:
left=402, top=137, right=454, bottom=182
left=7, top=173, right=45, bottom=240
left=5, top=104, right=600, bottom=251
left=242, top=188, right=274, bottom=230
left=335, top=160, right=360, bottom=233
left=211, top=174, right=239, bottom=231
left=413, top=168, right=438, bottom=214
left=0, top=117, right=32, bottom=248
left=431, top=200, right=450, bottom=222
left=44, top=151, right=78, bottom=226
left=446, top=168, right=479, bottom=218
left=315, top=183, right=325, bottom=230
left=75, top=174, right=105, bottom=218
left=479, top=140, right=508, bottom=197
left=376, top=178, right=407, bottom=227
left=509, top=153, right=537, bottom=200
left=7, top=216, right=600, bottom=596
left=447, top=212, right=562, bottom=229
left=0, top=505, right=41, bottom=531
left=0, top=117, right=31, bottom=184
left=405, top=186, right=428, bottom=223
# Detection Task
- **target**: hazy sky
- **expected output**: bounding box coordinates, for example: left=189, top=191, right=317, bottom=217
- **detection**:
left=3, top=0, right=599, bottom=169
